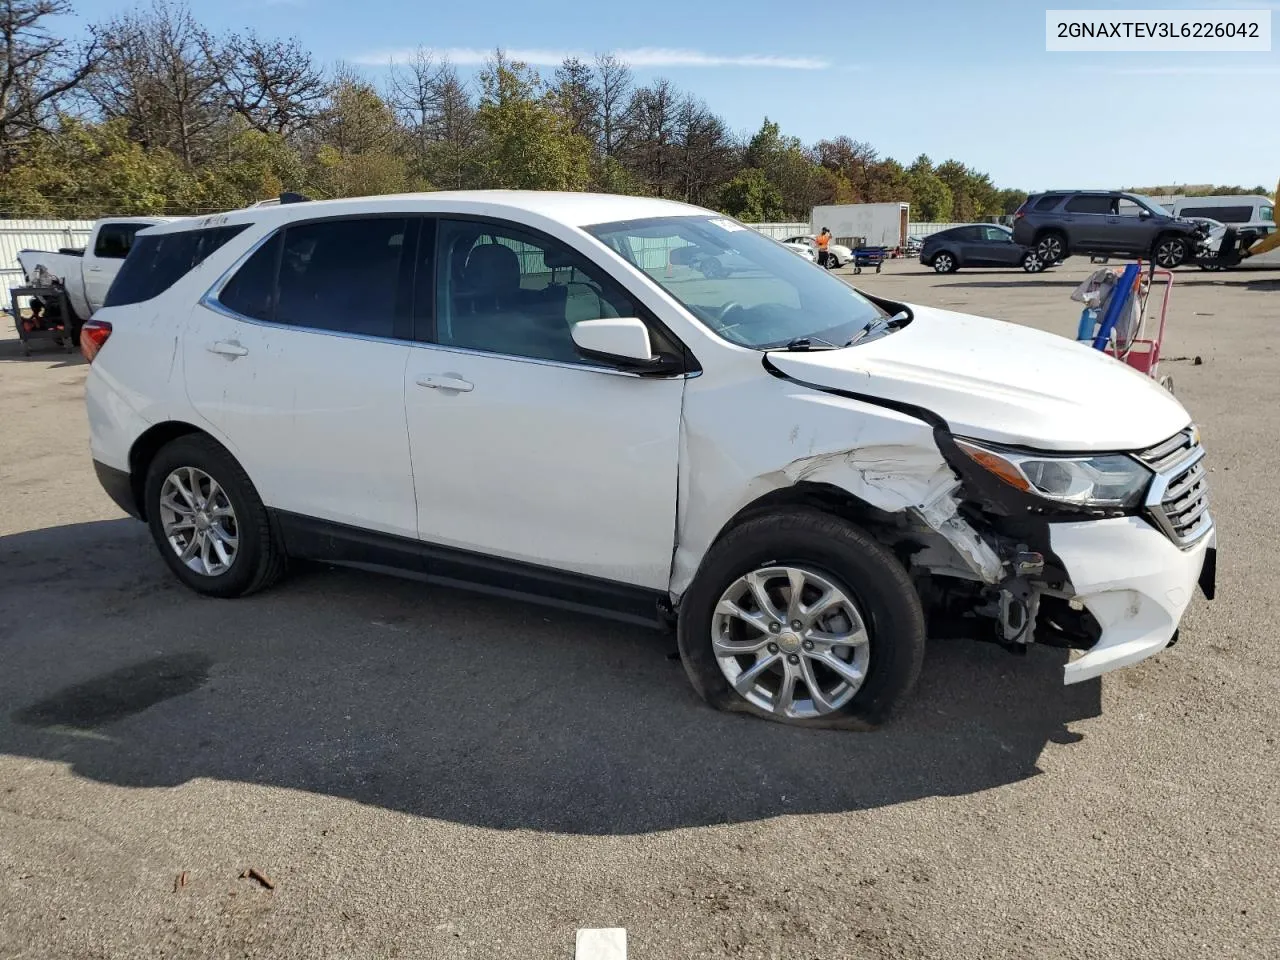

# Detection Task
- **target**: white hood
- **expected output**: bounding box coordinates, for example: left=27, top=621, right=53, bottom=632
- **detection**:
left=769, top=303, right=1191, bottom=452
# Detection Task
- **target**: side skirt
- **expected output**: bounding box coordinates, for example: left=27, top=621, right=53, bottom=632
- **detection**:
left=271, top=510, right=669, bottom=629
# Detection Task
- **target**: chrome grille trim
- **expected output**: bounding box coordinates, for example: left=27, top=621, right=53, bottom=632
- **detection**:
left=1141, top=429, right=1212, bottom=548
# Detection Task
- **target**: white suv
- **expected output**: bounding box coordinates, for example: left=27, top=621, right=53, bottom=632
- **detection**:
left=83, top=192, right=1216, bottom=728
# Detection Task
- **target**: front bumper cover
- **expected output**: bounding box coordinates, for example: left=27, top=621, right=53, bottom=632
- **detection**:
left=1050, top=516, right=1214, bottom=685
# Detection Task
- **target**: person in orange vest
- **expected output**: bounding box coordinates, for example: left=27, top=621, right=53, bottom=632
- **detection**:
left=815, top=227, right=832, bottom=268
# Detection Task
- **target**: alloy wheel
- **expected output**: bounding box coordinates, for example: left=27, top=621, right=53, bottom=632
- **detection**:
left=933, top=254, right=953, bottom=273
left=1037, top=235, right=1064, bottom=263
left=712, top=565, right=871, bottom=720
left=158, top=466, right=239, bottom=576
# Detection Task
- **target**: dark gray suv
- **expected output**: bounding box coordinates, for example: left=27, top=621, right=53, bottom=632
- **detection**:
left=1012, top=191, right=1206, bottom=268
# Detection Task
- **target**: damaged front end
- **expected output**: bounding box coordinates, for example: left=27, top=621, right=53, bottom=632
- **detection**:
left=751, top=356, right=1208, bottom=680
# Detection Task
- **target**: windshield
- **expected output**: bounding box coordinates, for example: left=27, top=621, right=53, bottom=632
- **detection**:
left=1127, top=194, right=1168, bottom=216
left=585, top=215, right=884, bottom=349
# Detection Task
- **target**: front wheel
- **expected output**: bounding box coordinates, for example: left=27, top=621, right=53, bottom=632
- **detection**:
left=1022, top=250, right=1047, bottom=273
left=932, top=252, right=956, bottom=273
left=144, top=435, right=287, bottom=598
left=677, top=509, right=926, bottom=728
left=1153, top=235, right=1189, bottom=269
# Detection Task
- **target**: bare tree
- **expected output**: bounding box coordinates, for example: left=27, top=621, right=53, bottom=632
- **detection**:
left=387, top=49, right=478, bottom=188
left=549, top=56, right=597, bottom=143
left=620, top=79, right=680, bottom=196
left=671, top=95, right=734, bottom=206
left=85, top=0, right=225, bottom=165
left=0, top=0, right=100, bottom=166
left=210, top=32, right=324, bottom=138
left=593, top=52, right=630, bottom=159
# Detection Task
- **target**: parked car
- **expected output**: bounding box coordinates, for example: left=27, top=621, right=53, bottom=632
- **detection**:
left=784, top=242, right=817, bottom=263
left=82, top=192, right=1215, bottom=728
left=919, top=224, right=1047, bottom=273
left=782, top=235, right=854, bottom=268
left=905, top=236, right=924, bottom=257
left=17, top=217, right=171, bottom=334
left=1169, top=194, right=1274, bottom=236
left=1013, top=191, right=1206, bottom=268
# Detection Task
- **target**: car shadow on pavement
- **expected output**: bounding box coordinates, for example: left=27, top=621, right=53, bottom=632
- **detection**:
left=0, top=336, right=85, bottom=366
left=0, top=519, right=1102, bottom=835
left=935, top=279, right=1081, bottom=289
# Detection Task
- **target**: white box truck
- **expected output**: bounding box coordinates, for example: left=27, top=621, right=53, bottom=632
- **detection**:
left=811, top=203, right=910, bottom=250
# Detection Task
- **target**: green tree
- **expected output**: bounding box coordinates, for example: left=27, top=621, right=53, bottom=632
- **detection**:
left=475, top=51, right=589, bottom=191
left=309, top=70, right=419, bottom=197
left=906, top=154, right=952, bottom=221
left=0, top=116, right=188, bottom=217
left=716, top=167, right=785, bottom=221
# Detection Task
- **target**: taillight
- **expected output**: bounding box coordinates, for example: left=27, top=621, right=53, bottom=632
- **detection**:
left=80, top=319, right=112, bottom=363
left=1014, top=210, right=1025, bottom=219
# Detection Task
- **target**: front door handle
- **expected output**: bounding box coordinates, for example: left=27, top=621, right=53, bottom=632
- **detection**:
left=207, top=340, right=249, bottom=359
left=416, top=374, right=474, bottom=393
left=87, top=266, right=103, bottom=273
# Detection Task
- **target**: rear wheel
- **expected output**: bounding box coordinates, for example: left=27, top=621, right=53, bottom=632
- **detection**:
left=1036, top=231, right=1066, bottom=265
left=932, top=252, right=956, bottom=273
left=144, top=435, right=287, bottom=598
left=677, top=509, right=926, bottom=728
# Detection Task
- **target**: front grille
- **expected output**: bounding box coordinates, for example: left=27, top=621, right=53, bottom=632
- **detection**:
left=1138, top=428, right=1212, bottom=547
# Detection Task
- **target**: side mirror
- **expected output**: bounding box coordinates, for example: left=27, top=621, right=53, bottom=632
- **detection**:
left=572, top=317, right=682, bottom=373
left=668, top=246, right=699, bottom=266
left=1139, top=208, right=1152, bottom=219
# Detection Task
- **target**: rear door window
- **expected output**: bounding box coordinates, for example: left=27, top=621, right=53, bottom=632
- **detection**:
left=94, top=222, right=152, bottom=259
left=1064, top=195, right=1112, bottom=215
left=956, top=226, right=984, bottom=242
left=104, top=225, right=249, bottom=308
left=216, top=217, right=416, bottom=340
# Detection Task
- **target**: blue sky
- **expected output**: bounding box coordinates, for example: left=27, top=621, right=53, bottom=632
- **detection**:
left=61, top=0, right=1280, bottom=192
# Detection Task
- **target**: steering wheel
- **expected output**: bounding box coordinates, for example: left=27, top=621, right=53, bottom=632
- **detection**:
left=717, top=302, right=745, bottom=323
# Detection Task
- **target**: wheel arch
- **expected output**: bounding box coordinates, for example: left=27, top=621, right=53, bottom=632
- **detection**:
left=704, top=482, right=911, bottom=565
left=127, top=421, right=213, bottom=520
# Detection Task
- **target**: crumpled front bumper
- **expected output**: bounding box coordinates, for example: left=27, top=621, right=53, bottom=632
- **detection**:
left=1049, top=516, right=1215, bottom=685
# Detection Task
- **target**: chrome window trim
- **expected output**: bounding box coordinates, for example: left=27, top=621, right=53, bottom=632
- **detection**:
left=199, top=225, right=695, bottom=379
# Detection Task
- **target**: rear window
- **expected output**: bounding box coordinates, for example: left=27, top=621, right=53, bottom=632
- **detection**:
left=1034, top=194, right=1066, bottom=211
left=94, top=222, right=151, bottom=259
left=1180, top=205, right=1255, bottom=224
left=104, top=225, right=250, bottom=308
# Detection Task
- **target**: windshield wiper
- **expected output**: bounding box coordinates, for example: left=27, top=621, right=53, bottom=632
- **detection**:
left=845, top=310, right=909, bottom=347
left=775, top=336, right=840, bottom=351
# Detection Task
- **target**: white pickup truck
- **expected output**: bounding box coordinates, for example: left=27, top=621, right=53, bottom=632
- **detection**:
left=17, top=217, right=171, bottom=324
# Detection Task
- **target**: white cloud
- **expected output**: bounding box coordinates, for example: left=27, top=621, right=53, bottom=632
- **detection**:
left=352, top=46, right=829, bottom=70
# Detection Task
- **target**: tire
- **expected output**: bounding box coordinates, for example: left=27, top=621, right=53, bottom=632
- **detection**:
left=1022, top=250, right=1047, bottom=273
left=676, top=508, right=926, bottom=729
left=932, top=251, right=956, bottom=273
left=1036, top=231, right=1066, bottom=265
left=1153, top=235, right=1188, bottom=269
left=143, top=434, right=287, bottom=598
left=700, top=257, right=727, bottom=279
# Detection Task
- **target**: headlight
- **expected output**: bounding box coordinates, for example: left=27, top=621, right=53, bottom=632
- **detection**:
left=955, top=439, right=1150, bottom=508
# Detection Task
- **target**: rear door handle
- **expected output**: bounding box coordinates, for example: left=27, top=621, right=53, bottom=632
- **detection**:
left=415, top=374, right=474, bottom=393
left=207, top=340, right=249, bottom=358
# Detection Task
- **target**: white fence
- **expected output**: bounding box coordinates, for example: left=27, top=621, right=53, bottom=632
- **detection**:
left=1, top=219, right=94, bottom=283
left=746, top=222, right=809, bottom=240
left=906, top=222, right=971, bottom=239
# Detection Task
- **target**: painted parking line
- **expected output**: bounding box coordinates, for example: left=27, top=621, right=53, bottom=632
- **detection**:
left=576, top=927, right=627, bottom=960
